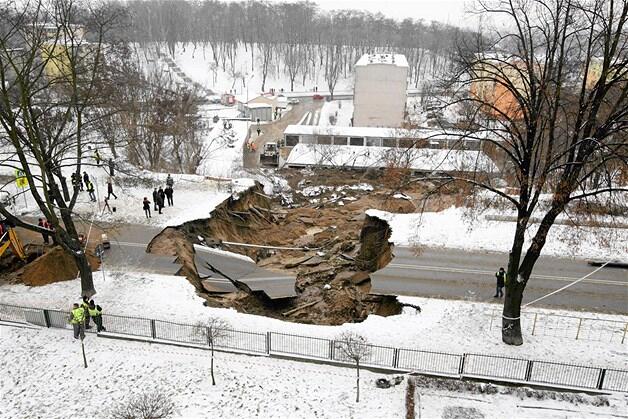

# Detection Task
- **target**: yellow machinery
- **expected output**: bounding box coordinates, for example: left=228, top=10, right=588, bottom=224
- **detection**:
left=0, top=227, right=26, bottom=260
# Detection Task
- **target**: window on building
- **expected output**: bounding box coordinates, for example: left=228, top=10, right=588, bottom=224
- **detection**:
left=301, top=135, right=315, bottom=144
left=382, top=138, right=397, bottom=147
left=349, top=137, right=364, bottom=146
left=399, top=138, right=415, bottom=148
left=317, top=136, right=332, bottom=145
left=365, top=137, right=382, bottom=147
left=333, top=136, right=348, bottom=145
left=285, top=135, right=300, bottom=146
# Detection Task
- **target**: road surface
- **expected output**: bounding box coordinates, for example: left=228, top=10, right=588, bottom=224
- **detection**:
left=371, top=246, right=628, bottom=314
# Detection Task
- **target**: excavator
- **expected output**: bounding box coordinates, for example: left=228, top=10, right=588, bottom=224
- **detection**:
left=0, top=225, right=26, bottom=261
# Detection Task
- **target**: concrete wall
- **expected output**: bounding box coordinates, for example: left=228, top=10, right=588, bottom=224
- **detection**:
left=353, top=64, right=407, bottom=127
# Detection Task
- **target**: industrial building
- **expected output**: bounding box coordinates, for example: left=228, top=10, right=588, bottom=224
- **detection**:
left=352, top=53, right=408, bottom=127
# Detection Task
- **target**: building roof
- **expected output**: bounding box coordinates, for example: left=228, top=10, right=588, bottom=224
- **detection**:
left=356, top=53, right=408, bottom=68
left=285, top=143, right=497, bottom=173
left=245, top=103, right=273, bottom=109
left=283, top=124, right=491, bottom=141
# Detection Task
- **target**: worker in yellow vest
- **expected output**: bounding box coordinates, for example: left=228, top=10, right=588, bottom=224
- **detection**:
left=88, top=300, right=106, bottom=332
left=69, top=303, right=86, bottom=340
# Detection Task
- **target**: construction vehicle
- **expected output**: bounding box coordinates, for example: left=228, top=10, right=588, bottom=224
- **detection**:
left=260, top=142, right=279, bottom=166
left=0, top=225, right=26, bottom=261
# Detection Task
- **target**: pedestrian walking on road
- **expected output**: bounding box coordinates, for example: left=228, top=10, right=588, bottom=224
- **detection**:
left=165, top=186, right=174, bottom=206
left=106, top=180, right=117, bottom=200
left=70, top=303, right=85, bottom=340
left=88, top=300, right=106, bottom=332
left=494, top=267, right=506, bottom=298
left=143, top=197, right=151, bottom=218
left=152, top=188, right=159, bottom=211
left=38, top=218, right=49, bottom=244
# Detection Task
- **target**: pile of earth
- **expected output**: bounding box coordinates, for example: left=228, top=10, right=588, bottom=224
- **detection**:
left=20, top=246, right=100, bottom=286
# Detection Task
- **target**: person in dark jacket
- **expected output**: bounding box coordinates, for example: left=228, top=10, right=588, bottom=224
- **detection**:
left=88, top=300, right=106, bottom=332
left=166, top=174, right=174, bottom=188
left=82, top=172, right=89, bottom=191
left=157, top=187, right=165, bottom=214
left=164, top=186, right=174, bottom=206
left=143, top=197, right=151, bottom=218
left=152, top=188, right=158, bottom=211
left=106, top=180, right=117, bottom=200
left=86, top=181, right=96, bottom=202
left=494, top=267, right=506, bottom=298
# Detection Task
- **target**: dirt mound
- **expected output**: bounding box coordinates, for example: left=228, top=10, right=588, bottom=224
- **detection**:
left=21, top=246, right=100, bottom=286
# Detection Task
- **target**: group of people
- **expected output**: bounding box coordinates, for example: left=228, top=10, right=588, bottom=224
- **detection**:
left=142, top=174, right=175, bottom=219
left=69, top=296, right=106, bottom=340
left=70, top=171, right=98, bottom=202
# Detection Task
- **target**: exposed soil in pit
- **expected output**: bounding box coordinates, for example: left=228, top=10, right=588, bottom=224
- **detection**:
left=147, top=182, right=403, bottom=325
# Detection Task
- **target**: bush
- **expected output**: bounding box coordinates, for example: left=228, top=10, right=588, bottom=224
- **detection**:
left=109, top=390, right=175, bottom=419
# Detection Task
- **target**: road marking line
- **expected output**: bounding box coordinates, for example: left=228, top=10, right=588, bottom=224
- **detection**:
left=387, top=263, right=626, bottom=286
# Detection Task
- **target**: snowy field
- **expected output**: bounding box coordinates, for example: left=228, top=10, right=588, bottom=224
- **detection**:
left=318, top=100, right=354, bottom=127
left=1, top=272, right=626, bottom=371
left=367, top=207, right=628, bottom=261
left=3, top=325, right=625, bottom=419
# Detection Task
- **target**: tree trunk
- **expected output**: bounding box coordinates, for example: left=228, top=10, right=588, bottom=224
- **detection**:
left=356, top=361, right=360, bottom=402
left=74, top=250, right=96, bottom=298
left=210, top=342, right=216, bottom=385
left=502, top=217, right=527, bottom=345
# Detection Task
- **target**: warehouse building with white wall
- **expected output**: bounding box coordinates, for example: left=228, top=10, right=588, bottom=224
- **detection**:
left=352, top=53, right=408, bottom=127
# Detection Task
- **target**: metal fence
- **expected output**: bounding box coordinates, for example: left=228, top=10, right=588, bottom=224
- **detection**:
left=489, top=309, right=628, bottom=344
left=1, top=302, right=627, bottom=394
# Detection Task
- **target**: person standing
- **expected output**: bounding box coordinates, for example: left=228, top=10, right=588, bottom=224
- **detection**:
left=81, top=295, right=91, bottom=329
left=45, top=219, right=57, bottom=244
left=152, top=188, right=159, bottom=211
left=158, top=187, right=165, bottom=210
left=86, top=181, right=96, bottom=202
left=38, top=218, right=49, bottom=244
left=70, top=303, right=86, bottom=340
left=143, top=197, right=151, bottom=218
left=94, top=149, right=102, bottom=165
left=88, top=300, right=106, bottom=332
left=494, top=267, right=506, bottom=298
left=164, top=186, right=173, bottom=206
left=82, top=172, right=89, bottom=192
left=106, top=180, right=117, bottom=200
left=166, top=174, right=174, bottom=189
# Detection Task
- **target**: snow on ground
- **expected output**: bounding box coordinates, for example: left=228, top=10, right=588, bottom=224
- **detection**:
left=1, top=272, right=626, bottom=370
left=195, top=117, right=249, bottom=179
left=318, top=100, right=354, bottom=127
left=367, top=207, right=628, bottom=261
left=170, top=43, right=354, bottom=97
left=4, top=325, right=624, bottom=419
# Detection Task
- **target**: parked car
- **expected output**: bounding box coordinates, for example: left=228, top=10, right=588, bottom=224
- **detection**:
left=313, top=94, right=324, bottom=100
left=288, top=98, right=300, bottom=104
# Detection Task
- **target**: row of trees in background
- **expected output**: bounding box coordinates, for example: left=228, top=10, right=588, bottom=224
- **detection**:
left=123, top=0, right=470, bottom=93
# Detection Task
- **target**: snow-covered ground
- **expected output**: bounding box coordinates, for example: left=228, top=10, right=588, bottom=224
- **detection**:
left=3, top=325, right=624, bottom=419
left=367, top=207, right=628, bottom=261
left=318, top=100, right=354, bottom=127
left=1, top=272, right=626, bottom=371
left=169, top=43, right=355, bottom=97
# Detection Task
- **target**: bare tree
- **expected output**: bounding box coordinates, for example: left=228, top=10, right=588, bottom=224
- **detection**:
left=196, top=317, right=230, bottom=386
left=434, top=0, right=628, bottom=345
left=335, top=331, right=372, bottom=402
left=0, top=0, right=125, bottom=297
left=109, top=389, right=175, bottom=419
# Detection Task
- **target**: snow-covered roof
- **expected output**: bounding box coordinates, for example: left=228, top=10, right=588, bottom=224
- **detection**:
left=245, top=103, right=273, bottom=109
left=285, top=144, right=497, bottom=173
left=284, top=124, right=487, bottom=141
left=356, top=53, right=408, bottom=68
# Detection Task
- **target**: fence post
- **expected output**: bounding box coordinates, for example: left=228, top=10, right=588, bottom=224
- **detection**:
left=575, top=318, right=583, bottom=340
left=524, top=360, right=534, bottom=381
left=622, top=322, right=628, bottom=344
left=458, top=354, right=467, bottom=375
left=150, top=319, right=156, bottom=339
left=531, top=313, right=538, bottom=336
left=596, top=369, right=606, bottom=390
left=393, top=348, right=399, bottom=368
left=329, top=340, right=335, bottom=361
left=42, top=309, right=51, bottom=328
left=266, top=332, right=272, bottom=354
